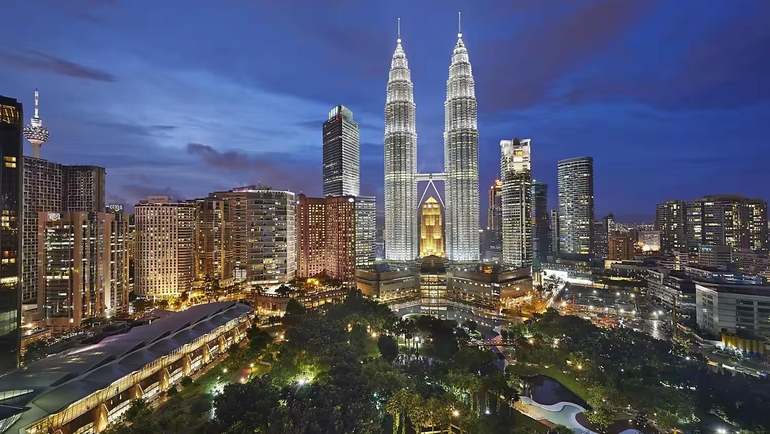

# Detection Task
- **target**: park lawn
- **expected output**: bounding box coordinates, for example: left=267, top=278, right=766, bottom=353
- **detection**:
left=513, top=409, right=550, bottom=434
left=510, top=363, right=589, bottom=401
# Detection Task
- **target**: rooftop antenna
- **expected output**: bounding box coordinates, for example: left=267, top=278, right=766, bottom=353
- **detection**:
left=397, top=17, right=401, bottom=43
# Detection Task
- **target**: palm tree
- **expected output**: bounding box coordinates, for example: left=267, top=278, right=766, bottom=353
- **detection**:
left=386, top=389, right=417, bottom=434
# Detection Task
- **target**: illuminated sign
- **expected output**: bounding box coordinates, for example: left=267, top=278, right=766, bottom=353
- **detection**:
left=48, top=213, right=60, bottom=221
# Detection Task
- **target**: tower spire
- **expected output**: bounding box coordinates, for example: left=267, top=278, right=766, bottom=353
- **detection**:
left=397, top=17, right=401, bottom=43
left=34, top=87, right=40, bottom=119
left=458, top=12, right=462, bottom=38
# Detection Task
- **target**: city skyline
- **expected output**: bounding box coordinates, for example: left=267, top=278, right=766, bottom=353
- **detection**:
left=2, top=1, right=769, bottom=224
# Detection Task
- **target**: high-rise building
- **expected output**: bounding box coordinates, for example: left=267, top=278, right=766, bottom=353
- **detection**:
left=0, top=96, right=23, bottom=373
left=384, top=24, right=418, bottom=261
left=354, top=196, right=377, bottom=269
left=685, top=195, right=768, bottom=262
left=532, top=181, right=549, bottom=265
left=741, top=198, right=768, bottom=251
left=325, top=196, right=357, bottom=283
left=231, top=186, right=296, bottom=285
left=323, top=105, right=360, bottom=197
left=420, top=196, right=445, bottom=258
left=297, top=195, right=327, bottom=278
left=487, top=180, right=502, bottom=260
left=106, top=207, right=130, bottom=317
left=37, top=212, right=112, bottom=329
left=557, top=157, right=594, bottom=255
left=592, top=214, right=614, bottom=259
left=62, top=165, right=106, bottom=212
left=608, top=233, right=634, bottom=261
left=21, top=157, right=61, bottom=302
left=698, top=245, right=732, bottom=270
left=444, top=21, right=480, bottom=262
left=500, top=139, right=532, bottom=267
left=296, top=194, right=374, bottom=284
left=197, top=197, right=231, bottom=280
left=549, top=209, right=559, bottom=255
left=22, top=162, right=105, bottom=303
left=655, top=200, right=686, bottom=252
left=135, top=196, right=196, bottom=298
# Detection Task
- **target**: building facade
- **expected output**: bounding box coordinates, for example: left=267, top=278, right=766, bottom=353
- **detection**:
left=0, top=96, right=23, bottom=374
left=106, top=207, right=131, bottom=317
left=549, top=209, right=559, bottom=255
left=354, top=196, right=376, bottom=269
left=655, top=199, right=686, bottom=252
left=384, top=33, right=418, bottom=261
left=62, top=165, right=106, bottom=212
left=134, top=196, right=196, bottom=298
left=487, top=179, right=502, bottom=260
left=557, top=157, right=594, bottom=255
left=532, top=181, right=549, bottom=266
left=37, top=212, right=112, bottom=330
left=323, top=105, right=360, bottom=197
left=608, top=233, right=634, bottom=261
left=696, top=277, right=770, bottom=341
left=21, top=157, right=61, bottom=303
left=444, top=31, right=480, bottom=262
left=420, top=196, right=445, bottom=258
left=197, top=197, right=231, bottom=280
left=297, top=194, right=375, bottom=284
left=500, top=139, right=532, bottom=268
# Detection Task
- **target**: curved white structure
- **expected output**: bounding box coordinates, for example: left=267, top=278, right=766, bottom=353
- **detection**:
left=444, top=15, right=480, bottom=261
left=384, top=20, right=418, bottom=261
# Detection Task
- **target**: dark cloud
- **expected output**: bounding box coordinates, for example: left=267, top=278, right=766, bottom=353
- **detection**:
left=0, top=50, right=115, bottom=82
left=186, top=143, right=323, bottom=196
left=477, top=0, right=660, bottom=111
left=121, top=184, right=187, bottom=203
left=88, top=121, right=177, bottom=137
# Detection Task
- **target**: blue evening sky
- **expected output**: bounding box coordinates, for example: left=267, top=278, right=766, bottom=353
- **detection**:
left=2, top=0, right=768, bottom=223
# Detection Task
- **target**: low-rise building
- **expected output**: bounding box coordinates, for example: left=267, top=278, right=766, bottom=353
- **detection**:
left=0, top=302, right=252, bottom=434
left=646, top=269, right=696, bottom=313
left=355, top=265, right=418, bottom=302
left=694, top=269, right=770, bottom=343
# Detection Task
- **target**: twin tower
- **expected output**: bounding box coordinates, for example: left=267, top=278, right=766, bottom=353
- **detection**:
left=384, top=15, right=479, bottom=262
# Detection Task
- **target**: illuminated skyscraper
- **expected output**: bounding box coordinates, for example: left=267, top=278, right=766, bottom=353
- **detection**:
left=0, top=95, right=23, bottom=373
left=135, top=196, right=196, bottom=298
left=384, top=19, right=418, bottom=261
left=420, top=197, right=445, bottom=258
left=500, top=139, right=532, bottom=267
left=323, top=105, right=360, bottom=197
left=557, top=157, right=594, bottom=255
left=487, top=180, right=502, bottom=260
left=444, top=14, right=479, bottom=261
left=532, top=180, right=549, bottom=265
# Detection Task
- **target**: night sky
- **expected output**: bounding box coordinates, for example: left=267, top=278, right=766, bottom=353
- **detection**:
left=2, top=0, right=769, bottom=223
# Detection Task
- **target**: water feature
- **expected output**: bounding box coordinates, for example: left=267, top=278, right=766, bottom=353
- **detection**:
left=521, top=375, right=588, bottom=408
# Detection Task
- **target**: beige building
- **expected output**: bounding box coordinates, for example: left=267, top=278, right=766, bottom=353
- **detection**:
left=135, top=196, right=196, bottom=298
left=420, top=197, right=445, bottom=258
left=608, top=233, right=634, bottom=261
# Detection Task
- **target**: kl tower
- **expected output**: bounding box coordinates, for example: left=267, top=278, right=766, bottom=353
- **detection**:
left=23, top=88, right=50, bottom=159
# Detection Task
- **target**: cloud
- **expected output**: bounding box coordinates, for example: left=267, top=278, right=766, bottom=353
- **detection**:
left=477, top=0, right=660, bottom=110
left=0, top=50, right=115, bottom=82
left=121, top=184, right=187, bottom=203
left=186, top=143, right=323, bottom=196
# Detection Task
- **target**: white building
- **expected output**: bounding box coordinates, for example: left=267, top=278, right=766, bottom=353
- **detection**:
left=384, top=27, right=418, bottom=261
left=135, top=196, right=196, bottom=298
left=500, top=139, right=532, bottom=267
left=696, top=274, right=770, bottom=340
left=444, top=25, right=480, bottom=262
left=557, top=157, right=594, bottom=255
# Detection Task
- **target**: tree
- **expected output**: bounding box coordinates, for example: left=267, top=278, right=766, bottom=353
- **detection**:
left=377, top=335, right=399, bottom=362
left=275, top=284, right=292, bottom=298
left=551, top=424, right=573, bottom=434
left=22, top=340, right=48, bottom=365
left=246, top=324, right=272, bottom=354
left=462, top=319, right=478, bottom=333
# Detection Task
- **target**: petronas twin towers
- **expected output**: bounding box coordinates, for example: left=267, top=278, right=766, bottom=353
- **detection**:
left=384, top=16, right=479, bottom=262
